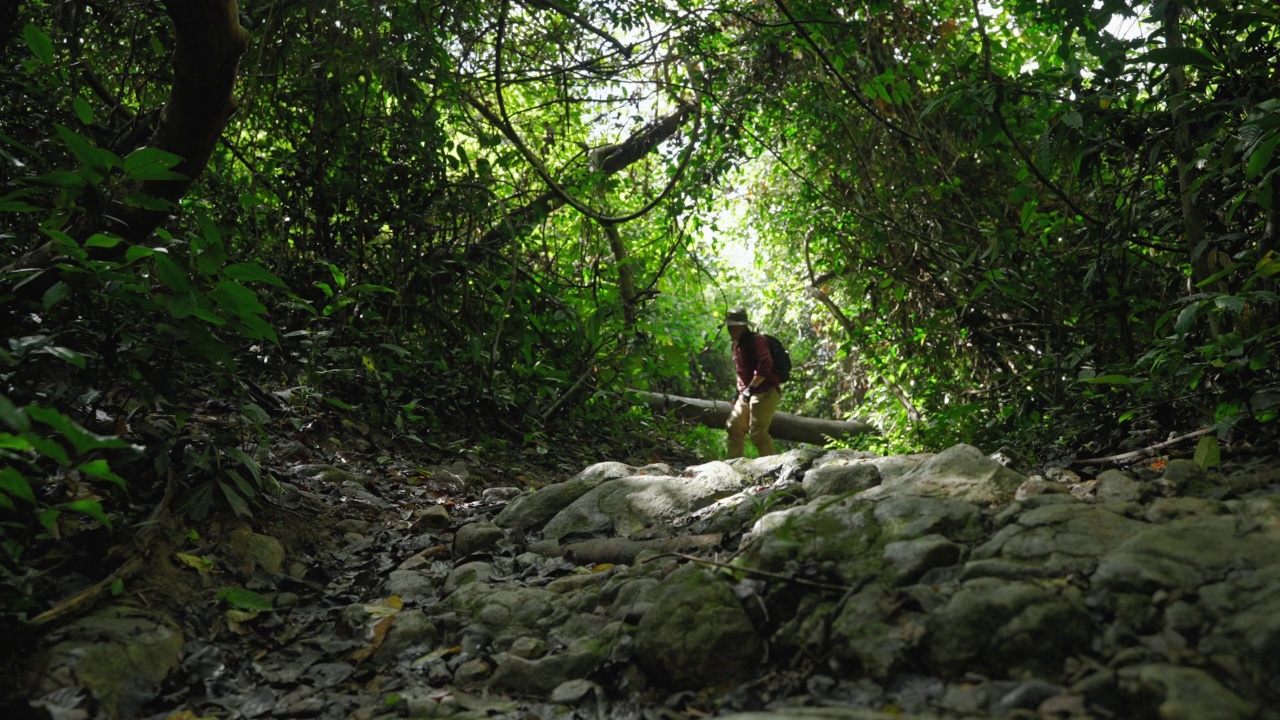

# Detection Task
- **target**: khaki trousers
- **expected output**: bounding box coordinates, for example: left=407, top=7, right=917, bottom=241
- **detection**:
left=726, top=387, right=781, bottom=458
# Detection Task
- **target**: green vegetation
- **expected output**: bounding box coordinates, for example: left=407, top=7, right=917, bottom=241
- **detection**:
left=1, top=0, right=1277, bottom=611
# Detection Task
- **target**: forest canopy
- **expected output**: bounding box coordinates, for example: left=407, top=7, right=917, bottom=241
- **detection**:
left=1, top=0, right=1278, bottom=553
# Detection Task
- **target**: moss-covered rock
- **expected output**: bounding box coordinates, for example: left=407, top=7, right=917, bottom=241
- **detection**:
left=634, top=566, right=765, bottom=690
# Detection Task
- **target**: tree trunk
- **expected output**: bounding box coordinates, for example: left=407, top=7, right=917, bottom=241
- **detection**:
left=629, top=390, right=876, bottom=446
left=1162, top=3, right=1215, bottom=291
left=4, top=0, right=248, bottom=276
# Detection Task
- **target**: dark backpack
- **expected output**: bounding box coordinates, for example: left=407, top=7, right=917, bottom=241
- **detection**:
left=762, top=334, right=792, bottom=383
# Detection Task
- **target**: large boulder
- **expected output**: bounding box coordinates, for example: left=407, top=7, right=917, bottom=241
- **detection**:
left=925, top=578, right=1092, bottom=677
left=857, top=444, right=1027, bottom=506
left=965, top=501, right=1147, bottom=581
left=494, top=461, right=636, bottom=532
left=634, top=567, right=765, bottom=689
left=740, top=500, right=883, bottom=585
left=541, top=462, right=750, bottom=540
left=1092, top=514, right=1280, bottom=594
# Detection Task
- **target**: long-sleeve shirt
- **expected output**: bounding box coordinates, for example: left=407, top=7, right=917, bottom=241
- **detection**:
left=733, top=331, right=781, bottom=394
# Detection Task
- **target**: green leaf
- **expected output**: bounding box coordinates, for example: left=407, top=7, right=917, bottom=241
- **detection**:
left=73, top=97, right=94, bottom=125
left=76, top=459, right=127, bottom=491
left=110, top=578, right=124, bottom=596
left=26, top=406, right=135, bottom=454
left=125, top=246, right=156, bottom=263
left=123, top=147, right=186, bottom=181
left=64, top=499, right=113, bottom=530
left=1138, top=46, right=1219, bottom=68
left=328, top=263, right=347, bottom=289
left=168, top=291, right=197, bottom=319
left=29, top=436, right=71, bottom=465
left=217, top=587, right=273, bottom=611
left=1175, top=302, right=1202, bottom=335
left=218, top=481, right=252, bottom=517
left=1080, top=374, right=1136, bottom=384
left=224, top=446, right=263, bottom=487
left=224, top=262, right=288, bottom=288
left=22, top=24, right=54, bottom=65
left=209, top=280, right=267, bottom=318
left=153, top=252, right=192, bottom=293
left=1246, top=133, right=1280, bottom=180
left=36, top=346, right=85, bottom=368
left=0, top=396, right=30, bottom=431
left=84, top=233, right=123, bottom=249
left=54, top=124, right=111, bottom=175
left=1193, top=435, right=1220, bottom=469
left=225, top=468, right=256, bottom=499
left=0, top=467, right=37, bottom=504
left=43, top=281, right=70, bottom=310
left=38, top=507, right=61, bottom=532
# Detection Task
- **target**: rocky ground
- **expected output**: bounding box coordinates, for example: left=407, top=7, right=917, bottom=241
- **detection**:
left=18, top=439, right=1280, bottom=720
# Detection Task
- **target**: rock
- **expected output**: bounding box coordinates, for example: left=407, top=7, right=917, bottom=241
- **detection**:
left=857, top=444, right=1028, bottom=506
left=508, top=636, right=547, bottom=659
left=1117, top=664, right=1256, bottom=720
left=488, top=652, right=598, bottom=695
left=386, top=570, right=435, bottom=600
left=1095, top=469, right=1146, bottom=503
left=550, top=678, right=600, bottom=704
left=29, top=607, right=184, bottom=719
left=453, top=658, right=491, bottom=686
left=1160, top=459, right=1214, bottom=495
left=1015, top=477, right=1068, bottom=500
left=882, top=534, right=963, bottom=586
left=414, top=504, right=452, bottom=530
left=925, top=578, right=1092, bottom=676
left=448, top=585, right=562, bottom=634
left=827, top=585, right=919, bottom=678
left=226, top=529, right=286, bottom=574
left=872, top=495, right=984, bottom=543
left=442, top=561, right=496, bottom=596
left=634, top=567, right=765, bottom=689
left=803, top=461, right=882, bottom=497
left=494, top=461, right=635, bottom=531
left=373, top=610, right=438, bottom=664
left=994, top=679, right=1066, bottom=713
left=483, top=486, right=523, bottom=502
left=1092, top=514, right=1280, bottom=594
left=541, top=462, right=750, bottom=540
left=1143, top=496, right=1225, bottom=523
left=453, top=522, right=506, bottom=557
left=741, top=501, right=882, bottom=584
left=340, top=481, right=390, bottom=510
left=734, top=447, right=825, bottom=483
left=965, top=502, right=1146, bottom=580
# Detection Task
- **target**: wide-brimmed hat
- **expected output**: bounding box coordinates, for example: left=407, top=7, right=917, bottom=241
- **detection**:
left=725, top=308, right=749, bottom=327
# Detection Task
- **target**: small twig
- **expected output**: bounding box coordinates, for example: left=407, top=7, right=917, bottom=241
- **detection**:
left=27, top=556, right=145, bottom=627
left=1071, top=427, right=1214, bottom=466
left=648, top=552, right=860, bottom=593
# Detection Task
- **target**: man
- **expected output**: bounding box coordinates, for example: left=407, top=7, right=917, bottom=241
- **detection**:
left=725, top=307, right=782, bottom=458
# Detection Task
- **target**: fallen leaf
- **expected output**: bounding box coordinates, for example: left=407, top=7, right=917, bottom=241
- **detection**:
left=176, top=552, right=214, bottom=573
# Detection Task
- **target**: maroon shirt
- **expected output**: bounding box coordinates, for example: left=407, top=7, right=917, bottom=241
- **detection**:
left=733, top=332, right=781, bottom=394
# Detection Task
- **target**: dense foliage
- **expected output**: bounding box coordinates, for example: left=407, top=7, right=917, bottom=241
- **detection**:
left=0, top=0, right=1277, bottom=610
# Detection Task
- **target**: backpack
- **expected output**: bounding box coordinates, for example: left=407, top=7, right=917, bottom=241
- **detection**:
left=761, top=334, right=792, bottom=383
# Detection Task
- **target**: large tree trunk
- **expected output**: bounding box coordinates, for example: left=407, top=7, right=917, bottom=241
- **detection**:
left=630, top=390, right=876, bottom=446
left=4, top=0, right=248, bottom=276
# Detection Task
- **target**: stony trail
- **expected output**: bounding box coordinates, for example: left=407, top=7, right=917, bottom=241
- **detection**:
left=24, top=444, right=1280, bottom=720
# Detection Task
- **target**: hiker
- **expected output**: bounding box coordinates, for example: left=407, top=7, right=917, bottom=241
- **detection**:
left=725, top=307, right=782, bottom=458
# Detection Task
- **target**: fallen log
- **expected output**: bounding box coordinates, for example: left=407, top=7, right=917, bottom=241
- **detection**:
left=628, top=390, right=876, bottom=446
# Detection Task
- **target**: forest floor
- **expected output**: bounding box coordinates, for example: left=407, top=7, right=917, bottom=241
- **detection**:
left=9, top=406, right=1280, bottom=720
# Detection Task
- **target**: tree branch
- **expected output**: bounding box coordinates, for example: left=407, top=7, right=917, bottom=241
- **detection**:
left=517, top=0, right=630, bottom=59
